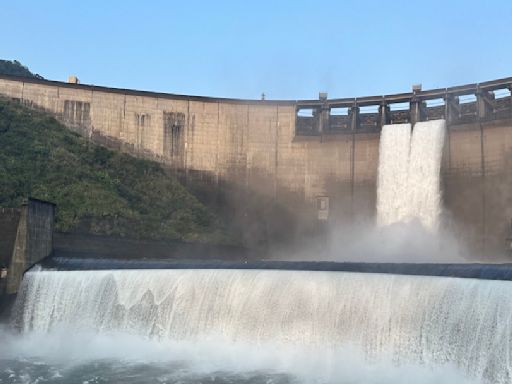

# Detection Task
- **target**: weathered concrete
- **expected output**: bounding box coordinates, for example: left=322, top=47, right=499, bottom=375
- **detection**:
left=4, top=199, right=55, bottom=295
left=0, top=208, right=20, bottom=307
left=0, top=75, right=511, bottom=258
left=0, top=208, right=21, bottom=268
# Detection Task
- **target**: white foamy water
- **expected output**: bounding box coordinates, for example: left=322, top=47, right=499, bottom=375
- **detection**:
left=408, top=120, right=447, bottom=230
left=376, top=123, right=412, bottom=227
left=10, top=269, right=512, bottom=383
left=377, top=120, right=446, bottom=230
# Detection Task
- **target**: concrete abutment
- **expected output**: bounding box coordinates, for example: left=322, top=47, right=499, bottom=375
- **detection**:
left=0, top=198, right=55, bottom=316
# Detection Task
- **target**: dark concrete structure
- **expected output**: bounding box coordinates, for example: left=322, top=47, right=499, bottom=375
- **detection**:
left=0, top=198, right=55, bottom=304
left=41, top=257, right=512, bottom=283
left=52, top=232, right=252, bottom=261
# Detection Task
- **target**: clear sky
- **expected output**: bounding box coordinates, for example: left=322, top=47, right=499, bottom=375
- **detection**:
left=2, top=0, right=511, bottom=100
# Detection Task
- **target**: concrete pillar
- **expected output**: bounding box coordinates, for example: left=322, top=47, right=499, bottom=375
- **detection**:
left=410, top=98, right=423, bottom=126
left=444, top=94, right=459, bottom=125
left=319, top=104, right=330, bottom=134
left=379, top=101, right=389, bottom=128
left=509, top=85, right=512, bottom=117
left=350, top=105, right=359, bottom=131
left=476, top=90, right=494, bottom=120
left=318, top=92, right=329, bottom=134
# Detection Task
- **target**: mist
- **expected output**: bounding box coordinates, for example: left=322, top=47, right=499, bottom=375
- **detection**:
left=328, top=220, right=468, bottom=263
left=271, top=217, right=470, bottom=264
left=0, top=318, right=479, bottom=384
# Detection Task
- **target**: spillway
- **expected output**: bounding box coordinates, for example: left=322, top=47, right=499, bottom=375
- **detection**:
left=376, top=123, right=412, bottom=227
left=377, top=120, right=446, bottom=230
left=11, top=268, right=512, bottom=383
left=408, top=120, right=447, bottom=230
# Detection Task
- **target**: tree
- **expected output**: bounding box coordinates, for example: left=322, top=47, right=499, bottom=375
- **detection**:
left=0, top=59, right=44, bottom=79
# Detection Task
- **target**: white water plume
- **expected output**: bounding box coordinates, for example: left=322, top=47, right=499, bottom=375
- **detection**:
left=377, top=120, right=446, bottom=231
left=408, top=120, right=447, bottom=230
left=376, top=123, right=412, bottom=227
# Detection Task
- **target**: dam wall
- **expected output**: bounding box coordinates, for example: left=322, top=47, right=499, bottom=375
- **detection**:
left=0, top=75, right=511, bottom=257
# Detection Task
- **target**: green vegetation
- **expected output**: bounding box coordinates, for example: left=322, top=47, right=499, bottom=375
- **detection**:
left=0, top=98, right=231, bottom=243
left=0, top=60, right=44, bottom=79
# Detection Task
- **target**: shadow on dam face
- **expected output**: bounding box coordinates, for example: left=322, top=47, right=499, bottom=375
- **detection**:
left=38, top=257, right=512, bottom=282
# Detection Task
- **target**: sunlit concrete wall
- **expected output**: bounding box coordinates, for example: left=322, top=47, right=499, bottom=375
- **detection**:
left=0, top=77, right=379, bottom=197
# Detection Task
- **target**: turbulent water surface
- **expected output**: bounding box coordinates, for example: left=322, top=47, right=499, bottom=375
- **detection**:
left=0, top=329, right=480, bottom=384
left=1, top=268, right=511, bottom=383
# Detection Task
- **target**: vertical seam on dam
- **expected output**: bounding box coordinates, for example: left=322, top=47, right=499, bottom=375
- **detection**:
left=350, top=132, right=355, bottom=218
left=185, top=100, right=190, bottom=176
left=216, top=103, right=220, bottom=193
left=274, top=105, right=279, bottom=200
left=446, top=124, right=452, bottom=170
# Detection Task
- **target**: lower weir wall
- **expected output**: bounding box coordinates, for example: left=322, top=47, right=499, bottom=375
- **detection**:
left=1, top=77, right=511, bottom=258
left=52, top=233, right=251, bottom=260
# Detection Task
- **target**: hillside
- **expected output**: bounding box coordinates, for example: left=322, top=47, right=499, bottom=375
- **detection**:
left=0, top=97, right=231, bottom=244
left=0, top=60, right=44, bottom=79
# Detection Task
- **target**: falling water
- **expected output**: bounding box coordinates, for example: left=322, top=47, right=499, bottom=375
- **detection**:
left=377, top=120, right=446, bottom=230
left=9, top=268, right=512, bottom=383
left=408, top=120, right=447, bottom=230
left=376, top=123, right=412, bottom=227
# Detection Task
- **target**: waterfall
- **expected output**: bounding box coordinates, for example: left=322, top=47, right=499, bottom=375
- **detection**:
left=376, top=123, right=412, bottom=227
left=14, top=269, right=512, bottom=383
left=408, top=120, right=447, bottom=230
left=377, top=120, right=446, bottom=230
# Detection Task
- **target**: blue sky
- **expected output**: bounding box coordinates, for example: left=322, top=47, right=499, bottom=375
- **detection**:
left=2, top=0, right=511, bottom=100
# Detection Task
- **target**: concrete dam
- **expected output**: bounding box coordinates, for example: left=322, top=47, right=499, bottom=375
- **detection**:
left=3, top=74, right=512, bottom=384
left=0, top=74, right=511, bottom=257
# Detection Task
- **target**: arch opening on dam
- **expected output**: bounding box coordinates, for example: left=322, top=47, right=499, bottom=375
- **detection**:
left=0, top=74, right=511, bottom=258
